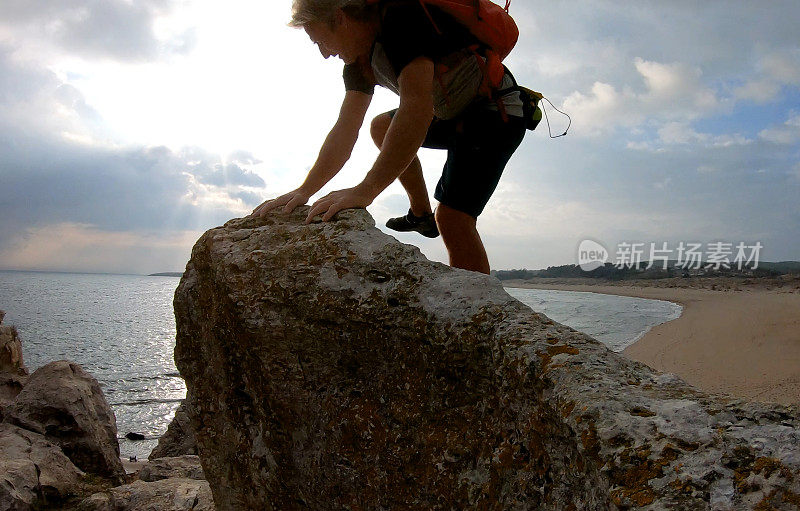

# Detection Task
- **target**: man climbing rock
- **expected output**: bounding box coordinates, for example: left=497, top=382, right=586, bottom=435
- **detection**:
left=251, top=0, right=527, bottom=274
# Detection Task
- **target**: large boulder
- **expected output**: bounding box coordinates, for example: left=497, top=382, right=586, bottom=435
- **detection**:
left=78, top=478, right=215, bottom=511
left=0, top=313, right=29, bottom=416
left=0, top=422, right=85, bottom=510
left=149, top=396, right=198, bottom=459
left=3, top=360, right=126, bottom=484
left=174, top=209, right=800, bottom=510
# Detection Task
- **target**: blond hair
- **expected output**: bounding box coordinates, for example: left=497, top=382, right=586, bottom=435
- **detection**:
left=289, top=0, right=374, bottom=28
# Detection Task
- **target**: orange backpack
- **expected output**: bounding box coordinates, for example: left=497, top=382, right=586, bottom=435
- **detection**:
left=367, top=0, right=519, bottom=94
left=415, top=0, right=519, bottom=59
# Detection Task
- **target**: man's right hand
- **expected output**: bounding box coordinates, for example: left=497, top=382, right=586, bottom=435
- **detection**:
left=250, top=187, right=312, bottom=217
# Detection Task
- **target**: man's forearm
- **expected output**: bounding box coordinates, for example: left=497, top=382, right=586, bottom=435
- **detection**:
left=357, top=57, right=434, bottom=200
left=301, top=124, right=359, bottom=195
left=360, top=96, right=432, bottom=198
left=301, top=90, right=371, bottom=195
left=304, top=60, right=432, bottom=223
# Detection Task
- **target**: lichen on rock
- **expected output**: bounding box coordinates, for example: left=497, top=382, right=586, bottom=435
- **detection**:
left=174, top=208, right=800, bottom=510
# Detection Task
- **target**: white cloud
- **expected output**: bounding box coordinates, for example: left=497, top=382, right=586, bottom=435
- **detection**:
left=561, top=81, right=625, bottom=134
left=0, top=0, right=194, bottom=62
left=654, top=177, right=672, bottom=190
left=0, top=223, right=202, bottom=274
left=734, top=50, right=800, bottom=103
left=759, top=128, right=798, bottom=145
left=562, top=58, right=719, bottom=137
left=634, top=59, right=714, bottom=108
left=759, top=112, right=800, bottom=144
left=658, top=122, right=750, bottom=148
left=475, top=180, right=671, bottom=242
left=734, top=78, right=782, bottom=103
left=658, top=123, right=694, bottom=145
left=762, top=51, right=800, bottom=84
left=712, top=134, right=752, bottom=147
left=626, top=141, right=654, bottom=151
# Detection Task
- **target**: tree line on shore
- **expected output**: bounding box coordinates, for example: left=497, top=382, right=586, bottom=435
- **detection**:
left=492, top=260, right=800, bottom=281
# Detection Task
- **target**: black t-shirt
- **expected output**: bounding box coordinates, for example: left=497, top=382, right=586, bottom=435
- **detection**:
left=343, top=2, right=478, bottom=94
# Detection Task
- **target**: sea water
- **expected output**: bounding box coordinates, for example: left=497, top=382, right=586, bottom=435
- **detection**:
left=0, top=270, right=681, bottom=459
left=505, top=287, right=683, bottom=352
left=0, top=270, right=184, bottom=460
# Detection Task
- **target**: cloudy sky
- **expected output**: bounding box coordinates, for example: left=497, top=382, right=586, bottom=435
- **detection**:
left=0, top=0, right=798, bottom=274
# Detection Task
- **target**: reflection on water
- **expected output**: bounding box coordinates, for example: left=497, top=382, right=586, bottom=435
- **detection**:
left=0, top=270, right=185, bottom=459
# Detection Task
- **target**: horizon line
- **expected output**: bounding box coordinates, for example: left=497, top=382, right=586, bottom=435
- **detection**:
left=3, top=259, right=800, bottom=278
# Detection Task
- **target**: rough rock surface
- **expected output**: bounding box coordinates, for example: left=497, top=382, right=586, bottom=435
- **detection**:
left=0, top=422, right=85, bottom=510
left=0, top=312, right=27, bottom=375
left=150, top=396, right=198, bottom=459
left=0, top=371, right=28, bottom=420
left=174, top=209, right=800, bottom=510
left=3, top=360, right=126, bottom=484
left=78, top=478, right=215, bottom=511
left=138, top=455, right=206, bottom=482
left=0, top=311, right=29, bottom=415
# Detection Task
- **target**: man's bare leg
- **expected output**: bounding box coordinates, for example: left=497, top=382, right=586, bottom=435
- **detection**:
left=397, top=157, right=432, bottom=217
left=370, top=113, right=432, bottom=217
left=435, top=204, right=490, bottom=274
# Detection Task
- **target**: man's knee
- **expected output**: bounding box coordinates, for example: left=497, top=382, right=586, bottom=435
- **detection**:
left=370, top=113, right=392, bottom=147
left=435, top=204, right=476, bottom=236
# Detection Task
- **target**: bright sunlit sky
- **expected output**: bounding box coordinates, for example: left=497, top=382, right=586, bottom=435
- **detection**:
left=1, top=0, right=799, bottom=274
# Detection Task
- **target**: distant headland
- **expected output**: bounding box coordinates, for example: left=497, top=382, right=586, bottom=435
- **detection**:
left=147, top=272, right=184, bottom=277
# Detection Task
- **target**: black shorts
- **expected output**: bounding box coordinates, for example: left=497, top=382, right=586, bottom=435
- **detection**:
left=388, top=103, right=526, bottom=218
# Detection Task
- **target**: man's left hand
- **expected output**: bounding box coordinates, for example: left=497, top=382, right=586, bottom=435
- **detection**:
left=305, top=185, right=377, bottom=224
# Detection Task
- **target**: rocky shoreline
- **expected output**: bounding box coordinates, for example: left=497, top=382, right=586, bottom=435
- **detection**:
left=0, top=310, right=211, bottom=510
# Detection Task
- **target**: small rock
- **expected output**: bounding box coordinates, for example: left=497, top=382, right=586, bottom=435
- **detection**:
left=125, top=432, right=146, bottom=441
left=77, top=478, right=215, bottom=511
left=138, top=455, right=206, bottom=482
left=121, top=457, right=146, bottom=476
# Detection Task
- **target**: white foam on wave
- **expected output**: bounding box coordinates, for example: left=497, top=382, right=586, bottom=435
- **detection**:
left=505, top=287, right=684, bottom=353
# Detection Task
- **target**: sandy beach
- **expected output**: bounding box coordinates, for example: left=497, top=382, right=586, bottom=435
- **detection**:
left=504, top=276, right=800, bottom=406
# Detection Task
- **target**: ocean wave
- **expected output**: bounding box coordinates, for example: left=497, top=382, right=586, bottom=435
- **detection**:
left=102, top=373, right=184, bottom=385
left=110, top=398, right=185, bottom=407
